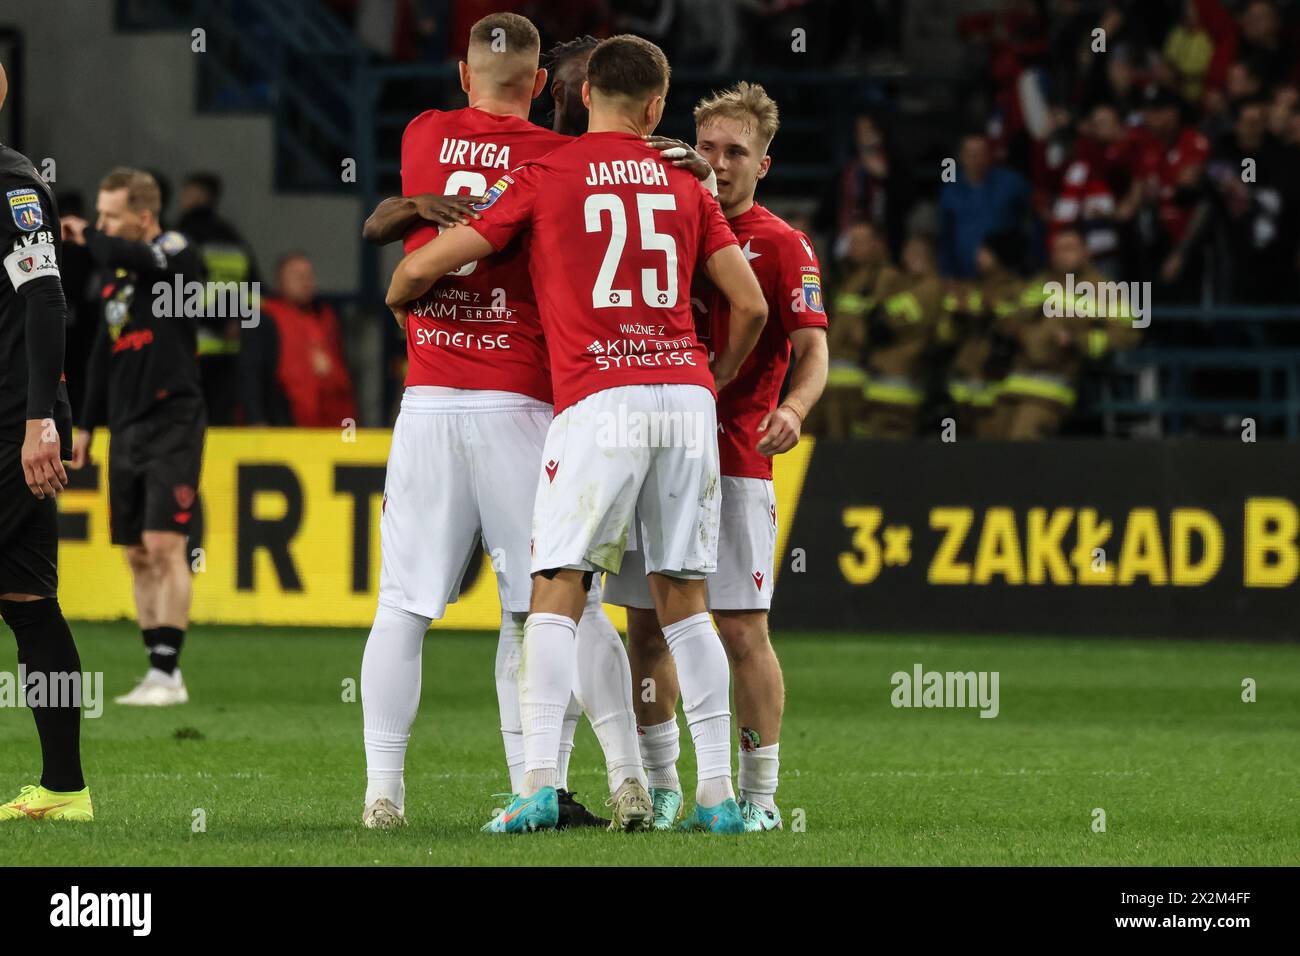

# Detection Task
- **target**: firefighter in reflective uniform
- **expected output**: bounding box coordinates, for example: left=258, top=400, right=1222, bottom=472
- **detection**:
left=993, top=229, right=1140, bottom=439
left=807, top=221, right=888, bottom=438
left=861, top=236, right=942, bottom=438
left=177, top=174, right=260, bottom=425
left=945, top=232, right=1023, bottom=438
left=861, top=235, right=943, bottom=439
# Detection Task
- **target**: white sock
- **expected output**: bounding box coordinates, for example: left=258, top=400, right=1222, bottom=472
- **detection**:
left=519, top=612, right=577, bottom=796
left=495, top=612, right=526, bottom=794
left=576, top=582, right=647, bottom=792
left=739, top=743, right=780, bottom=811
left=361, top=604, right=430, bottom=809
left=638, top=717, right=681, bottom=793
left=557, top=694, right=581, bottom=791
left=661, top=612, right=734, bottom=806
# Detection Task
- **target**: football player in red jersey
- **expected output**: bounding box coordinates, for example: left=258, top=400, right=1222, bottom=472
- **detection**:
left=357, top=14, right=653, bottom=833
left=606, top=83, right=829, bottom=832
left=386, top=35, right=769, bottom=833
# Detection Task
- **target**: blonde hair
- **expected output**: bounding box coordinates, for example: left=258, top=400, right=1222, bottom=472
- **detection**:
left=694, top=82, right=780, bottom=152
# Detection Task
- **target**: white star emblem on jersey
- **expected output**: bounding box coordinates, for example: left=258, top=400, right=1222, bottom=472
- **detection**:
left=741, top=240, right=761, bottom=261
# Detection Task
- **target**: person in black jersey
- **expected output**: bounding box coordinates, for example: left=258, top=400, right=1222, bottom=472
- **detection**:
left=0, top=62, right=94, bottom=822
left=61, top=167, right=206, bottom=707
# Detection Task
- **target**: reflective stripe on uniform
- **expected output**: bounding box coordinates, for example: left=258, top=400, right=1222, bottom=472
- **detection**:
left=1000, top=373, right=1076, bottom=407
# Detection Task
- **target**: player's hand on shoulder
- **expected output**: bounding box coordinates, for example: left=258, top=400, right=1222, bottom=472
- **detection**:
left=413, top=193, right=483, bottom=227
left=60, top=215, right=88, bottom=246
left=645, top=135, right=712, bottom=183
left=755, top=404, right=803, bottom=457
left=70, top=428, right=92, bottom=471
left=22, top=418, right=68, bottom=499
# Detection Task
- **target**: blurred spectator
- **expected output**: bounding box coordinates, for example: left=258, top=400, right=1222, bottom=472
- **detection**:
left=241, top=253, right=357, bottom=427
left=1161, top=0, right=1215, bottom=106
left=862, top=235, right=944, bottom=438
left=993, top=229, right=1141, bottom=440
left=815, top=112, right=910, bottom=258
left=1048, top=102, right=1140, bottom=278
left=1200, top=96, right=1300, bottom=303
left=806, top=220, right=890, bottom=439
left=178, top=172, right=261, bottom=426
left=1234, top=0, right=1290, bottom=89
left=939, top=133, right=1031, bottom=278
left=54, top=190, right=99, bottom=419
left=945, top=231, right=1024, bottom=438
left=1129, top=84, right=1209, bottom=294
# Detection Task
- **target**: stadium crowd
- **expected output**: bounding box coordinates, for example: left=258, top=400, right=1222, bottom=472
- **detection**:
left=57, top=1, right=1300, bottom=439
left=811, top=0, right=1300, bottom=438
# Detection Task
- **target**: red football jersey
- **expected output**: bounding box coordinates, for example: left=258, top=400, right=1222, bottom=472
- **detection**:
left=400, top=107, right=569, bottom=402
left=468, top=131, right=738, bottom=412
left=693, top=203, right=827, bottom=480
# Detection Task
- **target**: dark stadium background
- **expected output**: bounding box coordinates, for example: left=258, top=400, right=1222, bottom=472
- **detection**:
left=0, top=0, right=1296, bottom=881
left=4, top=0, right=1299, bottom=636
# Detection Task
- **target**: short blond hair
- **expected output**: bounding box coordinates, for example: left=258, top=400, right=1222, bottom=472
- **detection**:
left=694, top=82, right=780, bottom=152
left=99, top=167, right=162, bottom=217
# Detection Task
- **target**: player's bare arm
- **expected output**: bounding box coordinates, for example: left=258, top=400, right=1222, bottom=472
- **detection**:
left=704, top=243, right=767, bottom=389
left=384, top=225, right=495, bottom=327
left=756, top=326, right=827, bottom=456
left=361, top=194, right=485, bottom=246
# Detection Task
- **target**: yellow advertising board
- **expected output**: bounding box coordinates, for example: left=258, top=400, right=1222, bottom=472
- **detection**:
left=57, top=428, right=814, bottom=629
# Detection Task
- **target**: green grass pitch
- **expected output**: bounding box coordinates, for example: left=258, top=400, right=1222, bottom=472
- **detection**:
left=2, top=622, right=1297, bottom=866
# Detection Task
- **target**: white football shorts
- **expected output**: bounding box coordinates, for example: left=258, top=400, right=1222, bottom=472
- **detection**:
left=529, top=383, right=720, bottom=578
left=378, top=388, right=551, bottom=619
left=603, top=475, right=777, bottom=611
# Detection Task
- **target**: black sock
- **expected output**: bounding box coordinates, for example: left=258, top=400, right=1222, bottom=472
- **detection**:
left=150, top=626, right=184, bottom=675
left=142, top=625, right=161, bottom=652
left=2, top=598, right=86, bottom=793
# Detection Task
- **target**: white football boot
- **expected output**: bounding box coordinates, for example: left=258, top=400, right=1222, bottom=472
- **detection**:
left=362, top=798, right=407, bottom=829
left=115, top=668, right=189, bottom=706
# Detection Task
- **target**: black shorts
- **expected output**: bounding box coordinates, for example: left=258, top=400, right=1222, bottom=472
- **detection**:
left=108, top=400, right=207, bottom=547
left=0, top=439, right=59, bottom=597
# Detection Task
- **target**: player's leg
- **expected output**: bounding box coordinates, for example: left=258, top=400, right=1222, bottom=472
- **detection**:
left=486, top=387, right=651, bottom=832
left=142, top=529, right=190, bottom=685
left=495, top=610, right=527, bottom=794
left=111, top=429, right=176, bottom=706
left=709, top=475, right=783, bottom=831
left=116, top=407, right=204, bottom=706
left=554, top=692, right=580, bottom=786
left=608, top=543, right=684, bottom=828
left=715, top=611, right=783, bottom=830
left=624, top=606, right=684, bottom=828
left=0, top=445, right=92, bottom=822
left=360, top=602, right=430, bottom=827
left=573, top=577, right=647, bottom=826
left=361, top=398, right=477, bottom=827
left=474, top=396, right=606, bottom=825
left=493, top=566, right=585, bottom=833
left=640, top=384, right=740, bottom=833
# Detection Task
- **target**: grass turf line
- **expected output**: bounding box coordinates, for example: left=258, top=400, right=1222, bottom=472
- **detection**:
left=1, top=623, right=1297, bottom=866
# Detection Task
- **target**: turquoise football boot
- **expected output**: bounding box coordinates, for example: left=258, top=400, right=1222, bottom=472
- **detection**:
left=679, top=796, right=745, bottom=834
left=481, top=787, right=559, bottom=833
left=739, top=799, right=783, bottom=832
left=649, top=787, right=683, bottom=831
